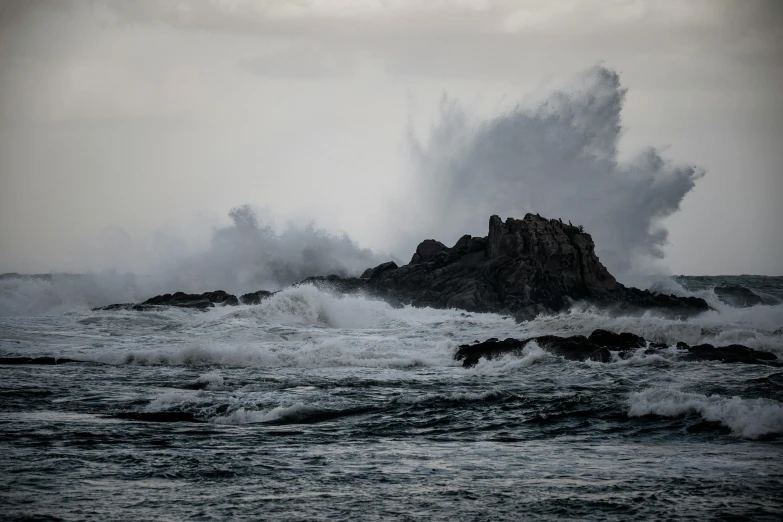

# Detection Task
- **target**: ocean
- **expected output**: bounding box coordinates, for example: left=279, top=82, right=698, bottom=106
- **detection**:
left=1, top=274, right=782, bottom=520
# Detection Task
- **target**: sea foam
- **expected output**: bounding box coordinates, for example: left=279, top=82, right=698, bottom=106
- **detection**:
left=628, top=387, right=783, bottom=439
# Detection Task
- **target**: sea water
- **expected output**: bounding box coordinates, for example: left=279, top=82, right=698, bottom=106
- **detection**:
left=1, top=275, right=782, bottom=520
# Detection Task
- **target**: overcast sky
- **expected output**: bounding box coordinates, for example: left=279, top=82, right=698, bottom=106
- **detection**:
left=0, top=0, right=781, bottom=278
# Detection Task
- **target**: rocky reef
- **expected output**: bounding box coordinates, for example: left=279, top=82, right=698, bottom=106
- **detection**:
left=100, top=290, right=273, bottom=311
left=455, top=329, right=779, bottom=367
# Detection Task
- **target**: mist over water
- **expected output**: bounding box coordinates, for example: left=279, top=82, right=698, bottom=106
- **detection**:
left=0, top=66, right=723, bottom=316
left=160, top=205, right=386, bottom=292
left=404, top=66, right=704, bottom=277
left=0, top=205, right=388, bottom=316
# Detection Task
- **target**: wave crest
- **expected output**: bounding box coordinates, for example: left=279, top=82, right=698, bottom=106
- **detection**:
left=628, top=388, right=783, bottom=439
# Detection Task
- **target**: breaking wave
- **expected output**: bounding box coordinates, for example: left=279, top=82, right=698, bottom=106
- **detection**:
left=628, top=388, right=783, bottom=439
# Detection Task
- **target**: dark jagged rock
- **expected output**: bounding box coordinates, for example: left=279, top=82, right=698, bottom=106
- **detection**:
left=410, top=239, right=448, bottom=264
left=308, top=214, right=710, bottom=319
left=455, top=329, right=778, bottom=368
left=536, top=335, right=613, bottom=363
left=683, top=344, right=778, bottom=364
left=142, top=290, right=239, bottom=309
left=588, top=329, right=646, bottom=350
left=361, top=261, right=399, bottom=280
left=98, top=289, right=271, bottom=311
left=240, top=290, right=274, bottom=305
left=455, top=329, right=639, bottom=367
left=0, top=356, right=81, bottom=365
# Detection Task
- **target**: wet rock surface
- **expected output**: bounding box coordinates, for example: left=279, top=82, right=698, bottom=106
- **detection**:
left=97, top=289, right=272, bottom=311
left=239, top=290, right=274, bottom=305
left=455, top=329, right=779, bottom=368
left=141, top=290, right=239, bottom=309
left=306, top=214, right=710, bottom=319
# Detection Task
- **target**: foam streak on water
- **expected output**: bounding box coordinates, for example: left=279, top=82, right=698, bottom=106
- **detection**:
left=1, top=277, right=783, bottom=520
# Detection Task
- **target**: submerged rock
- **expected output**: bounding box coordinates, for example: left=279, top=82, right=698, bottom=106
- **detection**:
left=683, top=344, right=777, bottom=364
left=455, top=329, right=779, bottom=368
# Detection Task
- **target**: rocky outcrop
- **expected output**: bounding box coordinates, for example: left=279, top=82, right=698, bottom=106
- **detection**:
left=455, top=329, right=778, bottom=367
left=361, top=261, right=399, bottom=280
left=97, top=289, right=274, bottom=311
left=410, top=240, right=448, bottom=264
left=239, top=290, right=274, bottom=305
left=98, top=213, right=710, bottom=319
left=678, top=342, right=778, bottom=364
left=141, top=290, right=239, bottom=309
left=306, top=214, right=709, bottom=319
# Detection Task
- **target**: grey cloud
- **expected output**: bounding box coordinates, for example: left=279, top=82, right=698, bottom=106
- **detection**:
left=243, top=43, right=356, bottom=79
left=99, top=0, right=783, bottom=92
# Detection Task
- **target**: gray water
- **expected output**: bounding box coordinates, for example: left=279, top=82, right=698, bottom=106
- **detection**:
left=1, top=276, right=782, bottom=520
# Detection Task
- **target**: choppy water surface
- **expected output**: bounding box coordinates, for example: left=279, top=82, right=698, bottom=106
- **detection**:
left=2, top=276, right=783, bottom=520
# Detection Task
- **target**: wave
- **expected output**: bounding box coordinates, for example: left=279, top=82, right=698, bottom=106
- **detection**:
left=527, top=301, right=783, bottom=354
left=214, top=284, right=517, bottom=330
left=389, top=389, right=512, bottom=405
left=145, top=388, right=518, bottom=426
left=628, top=387, right=783, bottom=439
left=88, top=292, right=471, bottom=369
left=213, top=403, right=326, bottom=425
left=5, top=279, right=780, bottom=369
left=470, top=342, right=555, bottom=374
left=96, top=340, right=456, bottom=369
left=195, top=371, right=225, bottom=390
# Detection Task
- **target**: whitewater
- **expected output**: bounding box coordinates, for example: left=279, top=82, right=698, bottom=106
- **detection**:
left=1, top=274, right=782, bottom=520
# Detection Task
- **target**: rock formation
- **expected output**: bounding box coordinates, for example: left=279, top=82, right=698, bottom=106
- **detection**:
left=98, top=213, right=709, bottom=319
left=455, top=329, right=779, bottom=367
left=99, top=289, right=273, bottom=311
left=305, top=214, right=709, bottom=320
